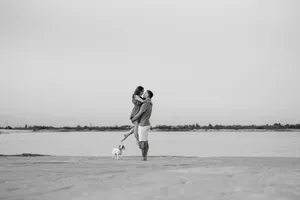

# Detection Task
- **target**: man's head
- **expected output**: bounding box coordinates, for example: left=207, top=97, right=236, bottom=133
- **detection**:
left=144, top=90, right=154, bottom=99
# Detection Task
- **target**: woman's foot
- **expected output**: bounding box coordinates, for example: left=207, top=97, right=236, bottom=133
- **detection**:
left=120, top=133, right=129, bottom=142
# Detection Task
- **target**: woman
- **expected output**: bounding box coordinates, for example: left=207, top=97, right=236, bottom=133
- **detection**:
left=121, top=86, right=150, bottom=144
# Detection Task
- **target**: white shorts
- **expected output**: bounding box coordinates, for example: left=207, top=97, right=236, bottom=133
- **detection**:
left=138, top=126, right=150, bottom=142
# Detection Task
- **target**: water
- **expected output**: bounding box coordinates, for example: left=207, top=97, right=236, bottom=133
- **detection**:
left=0, top=131, right=299, bottom=157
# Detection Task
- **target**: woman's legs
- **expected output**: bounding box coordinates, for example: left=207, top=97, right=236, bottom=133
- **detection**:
left=133, top=122, right=139, bottom=144
left=124, top=127, right=134, bottom=137
left=120, top=127, right=134, bottom=142
left=120, top=121, right=139, bottom=143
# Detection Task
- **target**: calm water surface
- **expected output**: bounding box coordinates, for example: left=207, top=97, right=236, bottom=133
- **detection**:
left=0, top=131, right=299, bottom=157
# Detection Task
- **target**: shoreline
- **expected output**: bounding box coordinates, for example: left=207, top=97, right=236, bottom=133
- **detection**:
left=0, top=153, right=299, bottom=159
left=1, top=128, right=299, bottom=134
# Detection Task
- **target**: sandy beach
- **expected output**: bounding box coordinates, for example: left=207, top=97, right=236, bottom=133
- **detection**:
left=1, top=156, right=300, bottom=200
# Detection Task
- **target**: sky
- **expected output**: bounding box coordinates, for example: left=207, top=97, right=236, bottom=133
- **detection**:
left=0, top=0, right=300, bottom=127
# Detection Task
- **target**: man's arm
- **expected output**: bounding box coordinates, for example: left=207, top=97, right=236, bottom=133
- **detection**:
left=134, top=95, right=151, bottom=103
left=131, top=103, right=149, bottom=122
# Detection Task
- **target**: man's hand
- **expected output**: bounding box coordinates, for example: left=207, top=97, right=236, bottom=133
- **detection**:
left=142, top=99, right=152, bottom=103
left=131, top=102, right=150, bottom=123
left=131, top=119, right=138, bottom=124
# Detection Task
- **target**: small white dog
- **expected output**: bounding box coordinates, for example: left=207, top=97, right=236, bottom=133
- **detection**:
left=112, top=144, right=125, bottom=160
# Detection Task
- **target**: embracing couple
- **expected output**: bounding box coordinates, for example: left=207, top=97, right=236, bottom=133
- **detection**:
left=121, top=86, right=154, bottom=161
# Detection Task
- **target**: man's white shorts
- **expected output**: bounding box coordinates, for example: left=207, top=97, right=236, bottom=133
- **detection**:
left=138, top=126, right=150, bottom=141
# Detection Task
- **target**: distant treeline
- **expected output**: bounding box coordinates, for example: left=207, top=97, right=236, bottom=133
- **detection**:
left=1, top=123, right=300, bottom=132
left=151, top=123, right=300, bottom=131
left=0, top=125, right=132, bottom=132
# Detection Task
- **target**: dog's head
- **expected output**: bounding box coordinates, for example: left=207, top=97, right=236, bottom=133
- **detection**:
left=118, top=144, right=125, bottom=151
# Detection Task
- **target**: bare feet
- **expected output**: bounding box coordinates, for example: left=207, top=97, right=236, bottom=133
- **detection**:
left=142, top=157, right=147, bottom=161
left=120, top=134, right=128, bottom=143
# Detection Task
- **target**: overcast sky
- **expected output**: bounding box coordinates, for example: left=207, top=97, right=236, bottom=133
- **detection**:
left=0, top=0, right=299, bottom=127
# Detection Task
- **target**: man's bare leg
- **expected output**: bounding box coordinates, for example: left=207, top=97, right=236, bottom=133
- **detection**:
left=139, top=141, right=145, bottom=160
left=144, top=141, right=149, bottom=161
left=139, top=141, right=148, bottom=161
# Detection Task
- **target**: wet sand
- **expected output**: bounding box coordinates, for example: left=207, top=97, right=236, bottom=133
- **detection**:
left=1, top=156, right=300, bottom=200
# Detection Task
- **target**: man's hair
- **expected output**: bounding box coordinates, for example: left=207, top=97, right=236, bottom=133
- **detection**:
left=147, top=90, right=154, bottom=99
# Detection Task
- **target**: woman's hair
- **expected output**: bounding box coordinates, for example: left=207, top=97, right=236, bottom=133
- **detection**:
left=133, top=86, right=144, bottom=96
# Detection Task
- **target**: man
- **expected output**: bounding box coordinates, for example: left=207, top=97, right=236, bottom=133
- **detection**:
left=131, top=90, right=153, bottom=161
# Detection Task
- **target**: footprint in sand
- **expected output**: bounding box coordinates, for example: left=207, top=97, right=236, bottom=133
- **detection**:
left=179, top=176, right=192, bottom=184
left=52, top=185, right=73, bottom=192
left=180, top=188, right=185, bottom=195
left=6, top=188, right=19, bottom=192
left=159, top=186, right=169, bottom=196
left=234, top=186, right=244, bottom=192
